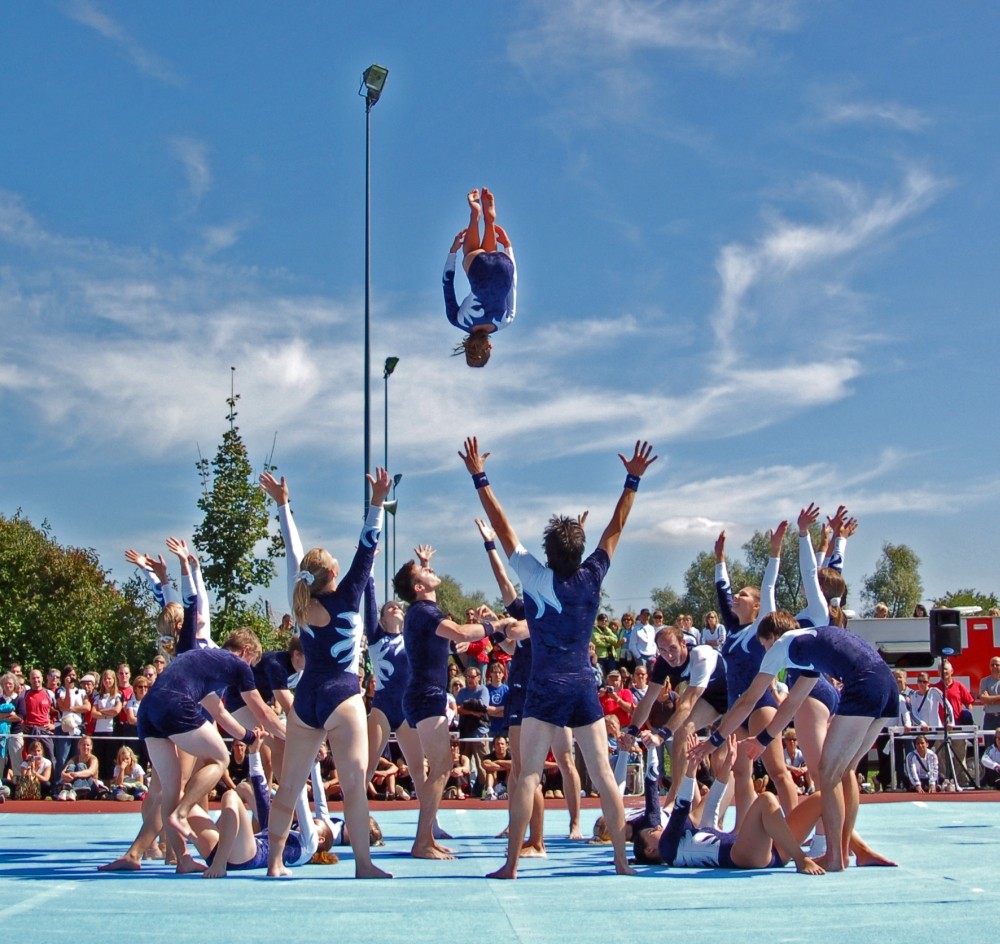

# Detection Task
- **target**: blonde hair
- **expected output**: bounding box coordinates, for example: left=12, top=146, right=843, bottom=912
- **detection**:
left=156, top=602, right=184, bottom=636
left=292, top=548, right=338, bottom=625
left=116, top=745, right=137, bottom=767
left=222, top=628, right=263, bottom=663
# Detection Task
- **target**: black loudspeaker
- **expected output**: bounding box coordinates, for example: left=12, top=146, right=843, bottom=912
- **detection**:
left=930, top=608, right=962, bottom=657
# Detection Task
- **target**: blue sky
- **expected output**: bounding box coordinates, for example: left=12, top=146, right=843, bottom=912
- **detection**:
left=3, top=1, right=999, bottom=619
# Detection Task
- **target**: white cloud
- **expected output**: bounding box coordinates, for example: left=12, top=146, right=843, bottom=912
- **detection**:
left=822, top=100, right=931, bottom=132
left=61, top=0, right=182, bottom=85
left=171, top=137, right=212, bottom=208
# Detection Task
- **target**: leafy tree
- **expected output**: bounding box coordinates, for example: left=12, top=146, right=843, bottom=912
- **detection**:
left=0, top=511, right=155, bottom=672
left=650, top=584, right=682, bottom=621
left=193, top=388, right=281, bottom=618
left=680, top=550, right=752, bottom=622
left=742, top=526, right=811, bottom=614
left=933, top=588, right=999, bottom=613
left=861, top=543, right=923, bottom=617
left=433, top=573, right=488, bottom=622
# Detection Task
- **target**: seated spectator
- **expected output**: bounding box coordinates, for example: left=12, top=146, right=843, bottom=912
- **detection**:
left=699, top=611, right=725, bottom=650
left=56, top=735, right=100, bottom=801
left=782, top=729, right=812, bottom=794
left=904, top=734, right=940, bottom=793
left=444, top=739, right=471, bottom=799
left=368, top=753, right=400, bottom=800
left=481, top=734, right=512, bottom=800
left=110, top=744, right=147, bottom=801
left=979, top=728, right=1000, bottom=789
left=630, top=666, right=649, bottom=703
left=17, top=738, right=52, bottom=799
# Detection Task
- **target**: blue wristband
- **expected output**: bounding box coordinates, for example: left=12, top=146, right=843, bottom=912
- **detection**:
left=625, top=724, right=640, bottom=738
left=483, top=540, right=496, bottom=552
left=654, top=727, right=670, bottom=742
left=240, top=728, right=256, bottom=746
left=624, top=474, right=640, bottom=492
left=709, top=730, right=725, bottom=748
left=756, top=730, right=775, bottom=748
left=472, top=472, right=489, bottom=490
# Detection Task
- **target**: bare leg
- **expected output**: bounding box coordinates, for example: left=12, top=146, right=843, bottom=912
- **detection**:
left=551, top=726, right=583, bottom=839
left=750, top=705, right=798, bottom=817
left=202, top=792, right=257, bottom=879
left=98, top=771, right=163, bottom=871
left=732, top=736, right=756, bottom=826
left=266, top=708, right=326, bottom=877
left=730, top=792, right=824, bottom=873
left=488, top=718, right=553, bottom=879
left=326, top=695, right=391, bottom=878
left=573, top=720, right=635, bottom=875
left=166, top=725, right=230, bottom=844
left=410, top=716, right=456, bottom=859
left=145, top=737, right=202, bottom=873
left=505, top=724, right=544, bottom=851
left=462, top=189, right=482, bottom=272
left=366, top=707, right=392, bottom=783
left=480, top=187, right=498, bottom=254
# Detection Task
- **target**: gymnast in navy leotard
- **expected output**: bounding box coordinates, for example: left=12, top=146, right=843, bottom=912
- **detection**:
left=461, top=435, right=656, bottom=879
left=365, top=584, right=410, bottom=788
left=259, top=467, right=392, bottom=880
left=443, top=187, right=516, bottom=368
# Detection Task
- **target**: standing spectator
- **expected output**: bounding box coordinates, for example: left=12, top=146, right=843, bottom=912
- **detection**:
left=90, top=669, right=122, bottom=781
left=630, top=666, right=649, bottom=704
left=979, top=728, right=1000, bottom=789
left=455, top=666, right=491, bottom=795
left=485, top=662, right=509, bottom=739
left=1, top=672, right=22, bottom=781
left=8, top=664, right=25, bottom=695
left=592, top=613, right=620, bottom=677
left=910, top=672, right=945, bottom=730
left=904, top=735, right=939, bottom=793
left=626, top=608, right=656, bottom=671
left=588, top=642, right=605, bottom=688
left=54, top=666, right=89, bottom=779
left=599, top=669, right=635, bottom=728
left=939, top=660, right=975, bottom=785
left=979, top=656, right=1000, bottom=733
left=151, top=655, right=166, bottom=676
left=874, top=603, right=890, bottom=618
left=116, top=664, right=134, bottom=728
left=878, top=669, right=914, bottom=791
left=699, top=611, right=725, bottom=650
left=14, top=669, right=56, bottom=763
left=617, top=614, right=635, bottom=668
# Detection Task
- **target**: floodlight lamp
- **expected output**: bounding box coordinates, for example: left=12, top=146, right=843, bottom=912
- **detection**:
left=393, top=473, right=403, bottom=488
left=361, top=64, right=389, bottom=106
left=384, top=356, right=399, bottom=379
left=383, top=500, right=398, bottom=516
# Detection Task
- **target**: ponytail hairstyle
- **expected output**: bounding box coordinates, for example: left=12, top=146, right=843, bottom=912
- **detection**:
left=292, top=548, right=338, bottom=626
left=156, top=602, right=184, bottom=637
left=756, top=610, right=800, bottom=643
left=818, top=568, right=848, bottom=627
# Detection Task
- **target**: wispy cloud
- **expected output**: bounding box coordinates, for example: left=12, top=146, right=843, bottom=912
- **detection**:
left=821, top=99, right=931, bottom=132
left=61, top=0, right=182, bottom=85
left=171, top=137, right=212, bottom=207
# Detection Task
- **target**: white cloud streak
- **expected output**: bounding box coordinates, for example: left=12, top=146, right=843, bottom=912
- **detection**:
left=822, top=100, right=931, bottom=132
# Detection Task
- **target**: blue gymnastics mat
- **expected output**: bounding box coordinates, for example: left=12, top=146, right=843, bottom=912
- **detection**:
left=1, top=802, right=997, bottom=943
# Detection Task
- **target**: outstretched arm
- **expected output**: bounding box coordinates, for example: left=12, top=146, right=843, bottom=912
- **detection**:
left=444, top=229, right=465, bottom=328
left=460, top=437, right=520, bottom=558
left=597, top=441, right=657, bottom=561
left=260, top=472, right=305, bottom=611
left=476, top=518, right=518, bottom=606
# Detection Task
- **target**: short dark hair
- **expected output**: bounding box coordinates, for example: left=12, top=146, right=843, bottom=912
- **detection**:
left=543, top=515, right=585, bottom=578
left=756, top=610, right=799, bottom=642
left=393, top=560, right=421, bottom=604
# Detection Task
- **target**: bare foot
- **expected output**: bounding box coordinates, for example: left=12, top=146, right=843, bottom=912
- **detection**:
left=854, top=848, right=897, bottom=867
left=520, top=842, right=547, bottom=858
left=486, top=864, right=517, bottom=880
left=202, top=862, right=227, bottom=879
left=796, top=856, right=826, bottom=875
left=167, top=809, right=193, bottom=840
left=411, top=841, right=455, bottom=860
left=432, top=822, right=452, bottom=841
left=267, top=863, right=293, bottom=878
left=175, top=854, right=206, bottom=874
left=481, top=187, right=495, bottom=223
left=467, top=189, right=481, bottom=216
left=356, top=863, right=393, bottom=879
left=568, top=827, right=584, bottom=841
left=433, top=840, right=456, bottom=855
left=98, top=856, right=141, bottom=872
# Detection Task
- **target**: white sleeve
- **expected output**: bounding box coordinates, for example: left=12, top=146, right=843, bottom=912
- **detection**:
left=502, top=243, right=516, bottom=326
left=189, top=558, right=213, bottom=644
left=751, top=557, right=780, bottom=631
left=277, top=503, right=305, bottom=612
left=310, top=760, right=330, bottom=823
left=759, top=633, right=797, bottom=676
left=798, top=535, right=829, bottom=626
left=982, top=746, right=1000, bottom=771
left=140, top=567, right=179, bottom=607
left=509, top=546, right=561, bottom=617
left=686, top=647, right=717, bottom=690
left=699, top=775, right=731, bottom=830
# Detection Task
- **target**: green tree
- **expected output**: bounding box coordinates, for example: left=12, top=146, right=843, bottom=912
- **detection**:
left=193, top=388, right=281, bottom=619
left=742, top=526, right=810, bottom=613
left=678, top=550, right=753, bottom=622
left=434, top=573, right=488, bottom=621
left=933, top=588, right=999, bottom=613
left=861, top=543, right=924, bottom=617
left=650, top=584, right=682, bottom=621
left=0, top=511, right=155, bottom=671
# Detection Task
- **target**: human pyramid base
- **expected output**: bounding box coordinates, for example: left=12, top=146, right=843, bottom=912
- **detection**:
left=90, top=192, right=899, bottom=879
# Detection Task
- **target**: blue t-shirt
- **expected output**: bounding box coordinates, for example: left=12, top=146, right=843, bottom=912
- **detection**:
left=403, top=599, right=450, bottom=703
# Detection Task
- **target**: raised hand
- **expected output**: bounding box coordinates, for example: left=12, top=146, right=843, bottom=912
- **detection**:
left=414, top=545, right=436, bottom=567
left=475, top=518, right=496, bottom=542
left=494, top=224, right=510, bottom=248
left=827, top=504, right=848, bottom=536
left=459, top=436, right=490, bottom=476
left=450, top=229, right=467, bottom=252
left=367, top=467, right=392, bottom=506
left=714, top=530, right=726, bottom=564
left=259, top=471, right=289, bottom=506
left=124, top=549, right=148, bottom=569
left=798, top=503, right=820, bottom=536
left=841, top=516, right=858, bottom=539
left=769, top=520, right=788, bottom=556
left=617, top=440, right=658, bottom=478
left=165, top=537, right=189, bottom=560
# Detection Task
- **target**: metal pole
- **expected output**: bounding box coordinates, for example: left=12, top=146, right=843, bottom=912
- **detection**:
left=383, top=370, right=389, bottom=603
left=363, top=100, right=372, bottom=514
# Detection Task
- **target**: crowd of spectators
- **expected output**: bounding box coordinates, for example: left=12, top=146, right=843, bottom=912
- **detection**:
left=3, top=605, right=999, bottom=804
